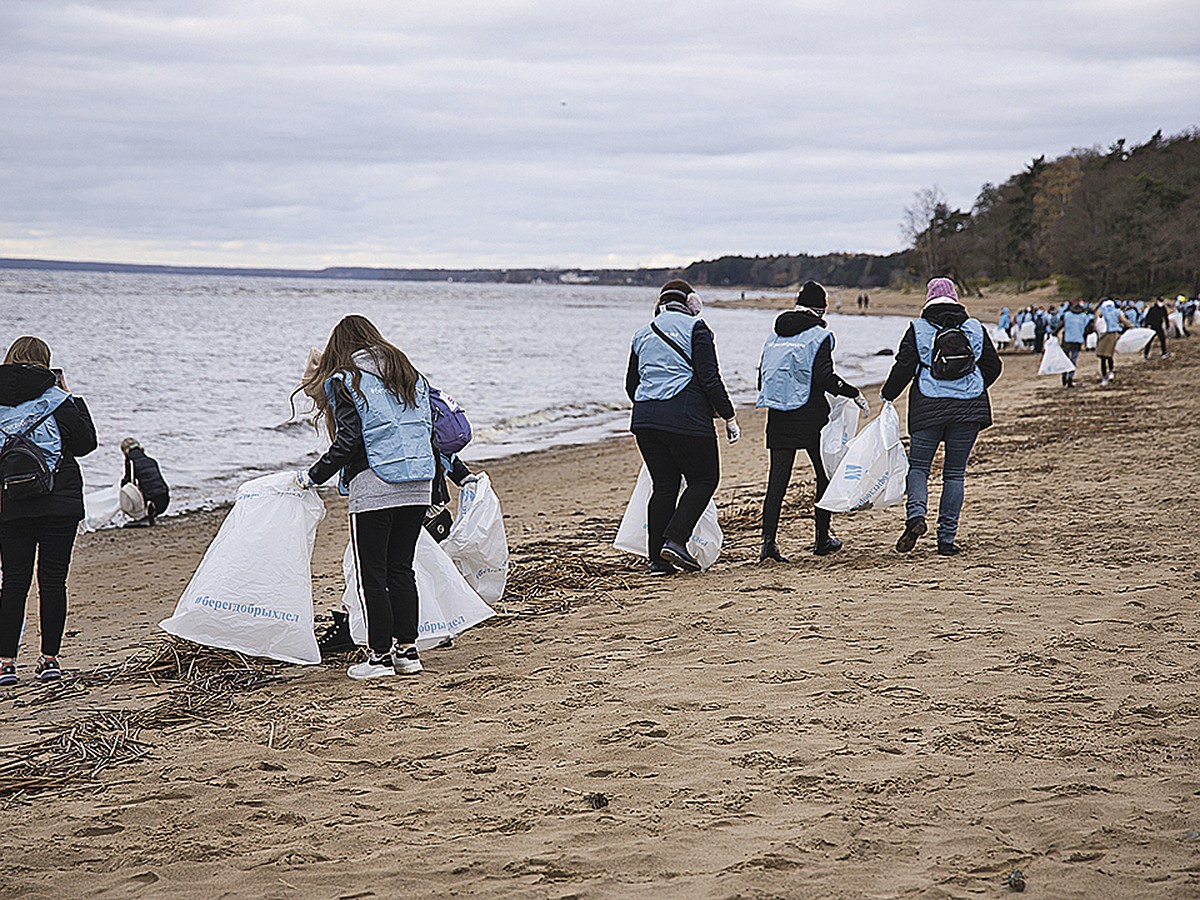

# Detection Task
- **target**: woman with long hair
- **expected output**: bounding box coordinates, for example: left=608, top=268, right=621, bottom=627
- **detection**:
left=0, top=336, right=97, bottom=684
left=295, top=315, right=436, bottom=679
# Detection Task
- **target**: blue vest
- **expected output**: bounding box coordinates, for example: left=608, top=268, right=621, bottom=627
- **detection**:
left=1061, top=310, right=1090, bottom=344
left=998, top=310, right=1011, bottom=331
left=756, top=326, right=832, bottom=410
left=324, top=371, right=436, bottom=493
left=632, top=310, right=696, bottom=401
left=0, top=386, right=69, bottom=471
left=1101, top=305, right=1123, bottom=333
left=913, top=318, right=986, bottom=400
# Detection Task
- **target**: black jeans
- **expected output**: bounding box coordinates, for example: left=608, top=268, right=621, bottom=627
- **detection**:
left=635, top=428, right=720, bottom=562
left=1144, top=325, right=1167, bottom=358
left=0, top=516, right=79, bottom=658
left=762, top=444, right=831, bottom=546
left=349, top=505, right=426, bottom=655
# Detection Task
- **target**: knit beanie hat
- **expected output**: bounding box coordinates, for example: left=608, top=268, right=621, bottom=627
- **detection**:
left=658, top=279, right=702, bottom=316
left=795, top=280, right=827, bottom=312
left=924, top=277, right=959, bottom=307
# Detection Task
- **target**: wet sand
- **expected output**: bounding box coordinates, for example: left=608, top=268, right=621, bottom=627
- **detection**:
left=2, top=332, right=1198, bottom=898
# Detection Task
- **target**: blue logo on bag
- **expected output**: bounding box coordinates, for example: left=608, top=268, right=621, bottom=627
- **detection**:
left=843, top=464, right=864, bottom=482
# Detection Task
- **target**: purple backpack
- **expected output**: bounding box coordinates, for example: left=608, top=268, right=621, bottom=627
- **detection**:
left=429, top=387, right=472, bottom=454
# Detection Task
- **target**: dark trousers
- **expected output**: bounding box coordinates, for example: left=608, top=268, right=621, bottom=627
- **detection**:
left=762, top=445, right=830, bottom=546
left=635, top=428, right=719, bottom=562
left=349, top=505, right=425, bottom=655
left=0, top=516, right=79, bottom=658
left=1144, top=325, right=1167, bottom=358
left=1061, top=342, right=1082, bottom=385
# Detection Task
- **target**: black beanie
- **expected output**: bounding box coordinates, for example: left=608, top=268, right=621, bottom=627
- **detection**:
left=796, top=280, right=827, bottom=311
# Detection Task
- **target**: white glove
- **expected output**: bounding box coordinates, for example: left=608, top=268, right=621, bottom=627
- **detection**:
left=725, top=419, right=741, bottom=444
left=854, top=392, right=870, bottom=415
left=295, top=469, right=315, bottom=490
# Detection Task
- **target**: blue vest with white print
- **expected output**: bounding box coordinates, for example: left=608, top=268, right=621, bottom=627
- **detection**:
left=632, top=310, right=696, bottom=401
left=324, top=371, right=435, bottom=493
left=913, top=318, right=986, bottom=400
left=0, top=385, right=69, bottom=471
left=1101, top=305, right=1124, bottom=333
left=756, top=327, right=832, bottom=410
left=1061, top=310, right=1090, bottom=344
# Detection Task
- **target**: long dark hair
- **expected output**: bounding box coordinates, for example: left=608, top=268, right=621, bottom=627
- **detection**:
left=292, top=315, right=422, bottom=439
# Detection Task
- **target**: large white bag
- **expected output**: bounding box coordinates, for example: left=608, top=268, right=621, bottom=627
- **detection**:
left=443, top=473, right=509, bottom=603
left=160, top=472, right=326, bottom=665
left=820, top=396, right=861, bottom=478
left=991, top=325, right=1012, bottom=345
left=1019, top=321, right=1036, bottom=341
left=1038, top=335, right=1076, bottom=375
left=613, top=466, right=723, bottom=569
left=342, top=529, right=496, bottom=650
left=1115, top=327, right=1154, bottom=354
left=817, top=402, right=908, bottom=513
left=80, top=482, right=123, bottom=532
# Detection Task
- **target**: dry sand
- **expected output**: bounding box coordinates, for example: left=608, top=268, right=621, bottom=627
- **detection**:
left=2, top=332, right=1198, bottom=898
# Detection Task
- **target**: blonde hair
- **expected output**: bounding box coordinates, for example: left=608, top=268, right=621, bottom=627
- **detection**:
left=4, top=336, right=51, bottom=367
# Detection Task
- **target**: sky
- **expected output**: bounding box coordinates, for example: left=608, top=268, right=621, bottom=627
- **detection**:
left=0, top=0, right=1196, bottom=270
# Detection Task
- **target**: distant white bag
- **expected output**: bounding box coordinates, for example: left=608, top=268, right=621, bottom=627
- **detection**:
left=991, top=325, right=1012, bottom=345
left=1019, top=321, right=1036, bottom=341
left=160, top=472, right=326, bottom=665
left=817, top=401, right=908, bottom=513
left=1168, top=311, right=1185, bottom=337
left=820, top=396, right=861, bottom=478
left=613, top=466, right=722, bottom=569
left=1093, top=312, right=1107, bottom=336
left=80, top=482, right=123, bottom=532
left=342, top=530, right=496, bottom=650
left=1038, top=336, right=1076, bottom=375
left=1115, top=327, right=1154, bottom=354
left=443, top=473, right=509, bottom=603
left=1085, top=332, right=1098, bottom=350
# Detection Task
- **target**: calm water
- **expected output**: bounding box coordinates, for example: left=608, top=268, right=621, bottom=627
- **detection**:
left=0, top=270, right=910, bottom=512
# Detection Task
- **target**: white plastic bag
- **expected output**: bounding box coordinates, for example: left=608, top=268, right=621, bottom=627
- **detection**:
left=160, top=472, right=326, bottom=665
left=820, top=396, right=861, bottom=478
left=1019, top=321, right=1036, bottom=341
left=1168, top=311, right=1185, bottom=337
left=80, top=482, right=123, bottom=532
left=1038, top=335, right=1076, bottom=375
left=613, top=466, right=723, bottom=570
left=342, top=529, right=496, bottom=650
left=991, top=325, right=1011, bottom=345
left=817, top=402, right=908, bottom=513
left=1085, top=332, right=1098, bottom=350
left=1115, top=327, right=1154, bottom=354
left=443, top=473, right=509, bottom=603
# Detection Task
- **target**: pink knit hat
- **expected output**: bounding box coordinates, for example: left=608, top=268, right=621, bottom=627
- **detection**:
left=925, top=277, right=959, bottom=306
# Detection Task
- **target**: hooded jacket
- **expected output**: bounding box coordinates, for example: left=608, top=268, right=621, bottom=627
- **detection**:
left=0, top=364, right=97, bottom=521
left=881, top=303, right=1001, bottom=433
left=761, top=309, right=859, bottom=448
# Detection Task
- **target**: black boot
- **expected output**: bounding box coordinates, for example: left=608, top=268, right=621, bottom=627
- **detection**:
left=760, top=541, right=788, bottom=563
left=317, top=609, right=357, bottom=657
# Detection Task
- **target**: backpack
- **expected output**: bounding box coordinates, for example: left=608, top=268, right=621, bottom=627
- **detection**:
left=930, top=326, right=978, bottom=380
left=0, top=410, right=58, bottom=501
left=429, top=387, right=472, bottom=454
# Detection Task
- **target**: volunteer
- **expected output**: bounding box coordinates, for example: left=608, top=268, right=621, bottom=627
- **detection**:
left=756, top=281, right=869, bottom=561
left=1095, top=298, right=1131, bottom=386
left=1142, top=297, right=1170, bottom=359
left=119, top=437, right=171, bottom=525
left=625, top=280, right=738, bottom=575
left=881, top=278, right=1002, bottom=556
left=295, top=315, right=435, bottom=679
left=0, top=337, right=97, bottom=685
left=1057, top=300, right=1092, bottom=387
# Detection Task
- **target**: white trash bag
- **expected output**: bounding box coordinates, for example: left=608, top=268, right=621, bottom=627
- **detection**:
left=991, top=325, right=1012, bottom=346
left=443, top=473, right=509, bottom=603
left=613, top=465, right=723, bottom=570
left=1038, top=335, right=1076, bottom=375
left=1019, top=321, right=1036, bottom=341
left=1085, top=332, right=1098, bottom=350
left=818, top=401, right=908, bottom=513
left=342, top=529, right=496, bottom=650
left=80, top=482, right=123, bottom=532
left=1115, top=327, right=1155, bottom=354
left=161, top=472, right=326, bottom=665
left=820, top=395, right=861, bottom=478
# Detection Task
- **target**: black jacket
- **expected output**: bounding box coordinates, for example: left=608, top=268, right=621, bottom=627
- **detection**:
left=122, top=448, right=170, bottom=503
left=308, top=381, right=369, bottom=487
left=626, top=318, right=735, bottom=437
left=0, top=364, right=97, bottom=522
left=881, top=304, right=1002, bottom=433
left=761, top=310, right=859, bottom=449
left=1143, top=304, right=1168, bottom=331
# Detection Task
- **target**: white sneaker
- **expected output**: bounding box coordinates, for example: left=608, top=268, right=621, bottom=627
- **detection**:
left=1108, top=372, right=1116, bottom=383
left=1100, top=377, right=1109, bottom=386
left=392, top=645, right=423, bottom=675
left=348, top=654, right=395, bottom=680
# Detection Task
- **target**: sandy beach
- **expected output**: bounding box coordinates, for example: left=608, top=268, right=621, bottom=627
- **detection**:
left=2, top=325, right=1198, bottom=898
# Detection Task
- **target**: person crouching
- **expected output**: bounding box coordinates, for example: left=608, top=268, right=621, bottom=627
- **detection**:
left=119, top=438, right=170, bottom=526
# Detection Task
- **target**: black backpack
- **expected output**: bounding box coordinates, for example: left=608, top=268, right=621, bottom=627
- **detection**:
left=930, top=326, right=978, bottom=380
left=0, top=408, right=59, bottom=502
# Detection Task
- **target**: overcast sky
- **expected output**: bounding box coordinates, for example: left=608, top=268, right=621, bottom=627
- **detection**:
left=0, top=1, right=1196, bottom=270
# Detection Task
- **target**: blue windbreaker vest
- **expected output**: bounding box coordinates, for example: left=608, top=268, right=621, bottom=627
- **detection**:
left=1061, top=310, right=1090, bottom=344
left=1100, top=305, right=1124, bottom=333
left=324, top=371, right=435, bottom=493
left=913, top=318, right=986, bottom=400
left=0, top=386, right=69, bottom=471
left=756, top=326, right=832, bottom=410
left=632, top=310, right=696, bottom=401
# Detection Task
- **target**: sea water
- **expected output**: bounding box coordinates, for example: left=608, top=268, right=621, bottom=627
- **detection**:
left=0, top=270, right=910, bottom=512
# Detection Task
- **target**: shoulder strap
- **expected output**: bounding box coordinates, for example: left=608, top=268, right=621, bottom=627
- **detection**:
left=650, top=322, right=693, bottom=368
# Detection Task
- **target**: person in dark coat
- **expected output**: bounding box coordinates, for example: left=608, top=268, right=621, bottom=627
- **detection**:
left=120, top=437, right=170, bottom=525
left=626, top=280, right=739, bottom=575
left=1142, top=297, right=1170, bottom=359
left=756, top=281, right=869, bottom=561
left=881, top=278, right=1001, bottom=556
left=0, top=337, right=97, bottom=684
